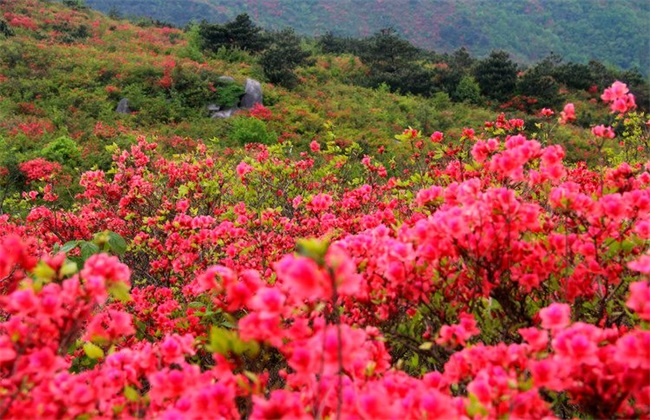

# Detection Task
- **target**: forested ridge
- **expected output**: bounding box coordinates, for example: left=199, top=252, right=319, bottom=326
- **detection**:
left=86, top=0, right=650, bottom=71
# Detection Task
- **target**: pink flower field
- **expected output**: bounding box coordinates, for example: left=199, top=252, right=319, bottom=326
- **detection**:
left=0, top=79, right=649, bottom=418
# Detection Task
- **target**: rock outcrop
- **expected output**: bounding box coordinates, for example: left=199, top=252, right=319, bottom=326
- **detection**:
left=115, top=98, right=130, bottom=114
left=239, top=78, right=263, bottom=109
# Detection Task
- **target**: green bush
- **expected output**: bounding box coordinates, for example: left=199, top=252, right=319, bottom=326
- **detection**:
left=198, top=14, right=269, bottom=54
left=178, top=24, right=205, bottom=62
left=474, top=50, right=518, bottom=101
left=260, top=29, right=313, bottom=88
left=41, top=136, right=81, bottom=167
left=229, top=117, right=276, bottom=146
left=169, top=66, right=215, bottom=109
left=62, top=0, right=87, bottom=10
left=214, top=80, right=245, bottom=109
left=454, top=75, right=481, bottom=104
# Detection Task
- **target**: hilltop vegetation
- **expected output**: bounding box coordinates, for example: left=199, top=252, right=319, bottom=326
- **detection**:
left=0, top=1, right=649, bottom=418
left=0, top=0, right=647, bottom=212
left=85, top=0, right=650, bottom=72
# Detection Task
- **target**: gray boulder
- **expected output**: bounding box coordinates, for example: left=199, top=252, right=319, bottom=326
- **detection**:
left=116, top=98, right=130, bottom=114
left=239, top=78, right=263, bottom=109
left=207, top=104, right=221, bottom=112
left=218, top=75, right=235, bottom=83
left=211, top=108, right=237, bottom=119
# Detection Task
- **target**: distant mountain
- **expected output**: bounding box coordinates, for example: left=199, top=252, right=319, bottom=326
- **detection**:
left=85, top=0, right=649, bottom=71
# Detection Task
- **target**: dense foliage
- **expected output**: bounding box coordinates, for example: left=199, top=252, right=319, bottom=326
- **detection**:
left=198, top=14, right=269, bottom=54
left=1, top=1, right=650, bottom=418
left=1, top=76, right=649, bottom=418
left=85, top=0, right=650, bottom=72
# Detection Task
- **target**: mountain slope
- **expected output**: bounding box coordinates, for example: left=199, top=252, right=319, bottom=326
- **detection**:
left=85, top=0, right=650, bottom=71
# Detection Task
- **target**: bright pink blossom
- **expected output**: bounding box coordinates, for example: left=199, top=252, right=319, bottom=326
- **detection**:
left=592, top=124, right=615, bottom=139
left=430, top=131, right=444, bottom=143
left=559, top=103, right=576, bottom=124
left=540, top=108, right=554, bottom=118
left=539, top=303, right=571, bottom=330
left=626, top=281, right=650, bottom=320
left=236, top=161, right=253, bottom=179
left=629, top=255, right=650, bottom=275
left=601, top=81, right=637, bottom=113
left=275, top=254, right=328, bottom=301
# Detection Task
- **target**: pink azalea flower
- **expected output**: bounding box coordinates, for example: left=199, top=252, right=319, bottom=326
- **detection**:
left=626, top=281, right=650, bottom=320
left=559, top=103, right=576, bottom=124
left=275, top=254, right=328, bottom=301
left=430, top=131, right=444, bottom=143
left=236, top=161, right=253, bottom=179
left=628, top=255, right=650, bottom=275
left=539, top=303, right=571, bottom=330
left=591, top=124, right=615, bottom=139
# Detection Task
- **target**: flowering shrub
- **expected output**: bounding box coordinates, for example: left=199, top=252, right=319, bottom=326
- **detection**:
left=0, top=82, right=648, bottom=418
left=18, top=158, right=61, bottom=183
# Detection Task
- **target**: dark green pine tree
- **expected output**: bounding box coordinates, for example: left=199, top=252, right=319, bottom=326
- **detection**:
left=359, top=28, right=422, bottom=74
left=473, top=50, right=518, bottom=102
left=198, top=14, right=268, bottom=54
left=357, top=28, right=433, bottom=95
left=260, top=29, right=313, bottom=88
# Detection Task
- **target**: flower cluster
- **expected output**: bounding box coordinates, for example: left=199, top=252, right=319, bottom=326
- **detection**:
left=601, top=81, right=637, bottom=114
left=0, top=80, right=648, bottom=418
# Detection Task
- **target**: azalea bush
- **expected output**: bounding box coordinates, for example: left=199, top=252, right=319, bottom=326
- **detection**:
left=0, top=81, right=649, bottom=418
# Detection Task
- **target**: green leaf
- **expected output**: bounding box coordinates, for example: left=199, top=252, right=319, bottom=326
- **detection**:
left=467, top=393, right=489, bottom=417
left=408, top=353, right=419, bottom=369
left=83, top=342, right=105, bottom=359
left=220, top=321, right=237, bottom=329
left=60, top=260, right=78, bottom=277
left=296, top=237, right=330, bottom=265
left=61, top=240, right=80, bottom=253
left=243, top=339, right=260, bottom=358
left=418, top=342, right=433, bottom=350
left=209, top=326, right=232, bottom=355
left=243, top=370, right=259, bottom=384
left=33, top=261, right=56, bottom=282
left=124, top=386, right=139, bottom=402
left=109, top=281, right=132, bottom=302
left=107, top=231, right=127, bottom=255
left=80, top=241, right=100, bottom=261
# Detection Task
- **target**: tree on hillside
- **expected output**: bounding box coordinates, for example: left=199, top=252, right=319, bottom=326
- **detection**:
left=474, top=50, right=518, bottom=102
left=517, top=70, right=561, bottom=109
left=587, top=60, right=619, bottom=90
left=454, top=75, right=481, bottom=104
left=198, top=14, right=268, bottom=54
left=358, top=28, right=422, bottom=74
left=435, top=47, right=477, bottom=99
left=517, top=54, right=562, bottom=108
left=62, top=0, right=87, bottom=10
left=449, top=47, right=476, bottom=71
left=317, top=31, right=364, bottom=55
left=357, top=28, right=434, bottom=95
left=552, top=62, right=595, bottom=90
left=260, top=29, right=313, bottom=88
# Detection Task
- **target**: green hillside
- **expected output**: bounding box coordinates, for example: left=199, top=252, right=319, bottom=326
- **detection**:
left=85, top=0, right=650, bottom=71
left=0, top=0, right=646, bottom=207
left=1, top=0, right=647, bottom=185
